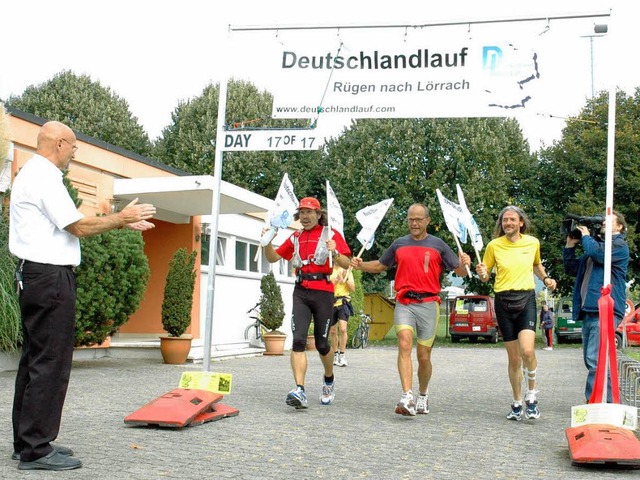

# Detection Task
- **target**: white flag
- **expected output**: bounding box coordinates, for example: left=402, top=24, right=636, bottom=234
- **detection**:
left=456, top=184, right=484, bottom=251
left=436, top=189, right=468, bottom=242
left=356, top=198, right=394, bottom=249
left=326, top=181, right=344, bottom=236
left=260, top=173, right=298, bottom=247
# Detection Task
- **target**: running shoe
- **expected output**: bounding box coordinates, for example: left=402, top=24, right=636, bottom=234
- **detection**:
left=320, top=380, right=335, bottom=405
left=395, top=392, right=416, bottom=416
left=507, top=403, right=523, bottom=421
left=333, top=352, right=340, bottom=366
left=416, top=394, right=429, bottom=414
left=338, top=353, right=348, bottom=367
left=286, top=386, right=308, bottom=409
left=524, top=391, right=540, bottom=420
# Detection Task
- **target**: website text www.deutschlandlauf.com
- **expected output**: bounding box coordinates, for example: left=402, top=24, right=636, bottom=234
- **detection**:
left=274, top=105, right=396, bottom=115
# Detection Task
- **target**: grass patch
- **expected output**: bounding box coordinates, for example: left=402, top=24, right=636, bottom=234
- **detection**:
left=622, top=348, right=640, bottom=361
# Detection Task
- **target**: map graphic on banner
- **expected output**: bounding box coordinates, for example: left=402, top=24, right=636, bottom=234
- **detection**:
left=269, top=36, right=544, bottom=120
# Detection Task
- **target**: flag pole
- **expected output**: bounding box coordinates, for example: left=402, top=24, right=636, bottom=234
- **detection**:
left=452, top=234, right=472, bottom=278
left=326, top=180, right=333, bottom=269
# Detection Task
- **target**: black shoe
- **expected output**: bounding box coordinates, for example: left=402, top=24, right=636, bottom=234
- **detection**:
left=18, top=451, right=82, bottom=471
left=12, top=443, right=74, bottom=461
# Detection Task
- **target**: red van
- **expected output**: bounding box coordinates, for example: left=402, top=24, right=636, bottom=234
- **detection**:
left=449, top=295, right=499, bottom=344
left=616, top=302, right=640, bottom=348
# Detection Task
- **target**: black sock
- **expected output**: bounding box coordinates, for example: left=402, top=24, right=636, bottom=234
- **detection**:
left=297, top=384, right=305, bottom=391
left=324, top=375, right=334, bottom=384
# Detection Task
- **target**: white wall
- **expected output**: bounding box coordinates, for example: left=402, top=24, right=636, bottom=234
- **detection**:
left=199, top=212, right=296, bottom=350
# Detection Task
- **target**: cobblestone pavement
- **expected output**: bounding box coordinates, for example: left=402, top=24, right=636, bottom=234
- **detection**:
left=0, top=346, right=638, bottom=479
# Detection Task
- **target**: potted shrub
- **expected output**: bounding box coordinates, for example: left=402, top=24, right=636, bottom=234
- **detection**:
left=160, top=247, right=197, bottom=364
left=259, top=271, right=286, bottom=355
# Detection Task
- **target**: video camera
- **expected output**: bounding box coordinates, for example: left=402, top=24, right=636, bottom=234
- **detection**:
left=561, top=214, right=604, bottom=240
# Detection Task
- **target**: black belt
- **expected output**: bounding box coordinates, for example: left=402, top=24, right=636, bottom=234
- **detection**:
left=404, top=291, right=439, bottom=300
left=296, top=272, right=330, bottom=283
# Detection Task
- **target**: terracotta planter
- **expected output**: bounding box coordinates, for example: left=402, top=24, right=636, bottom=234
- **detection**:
left=263, top=333, right=286, bottom=356
left=160, top=335, right=192, bottom=364
left=306, top=335, right=316, bottom=351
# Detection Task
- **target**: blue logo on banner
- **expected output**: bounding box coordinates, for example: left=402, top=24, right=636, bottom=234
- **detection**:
left=482, top=46, right=503, bottom=72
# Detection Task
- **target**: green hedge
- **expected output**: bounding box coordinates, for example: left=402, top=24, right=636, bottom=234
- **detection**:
left=161, top=248, right=197, bottom=337
left=0, top=206, right=21, bottom=352
left=75, top=228, right=150, bottom=346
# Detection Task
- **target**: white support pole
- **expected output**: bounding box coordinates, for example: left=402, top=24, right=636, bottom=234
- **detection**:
left=203, top=39, right=230, bottom=372
left=600, top=9, right=617, bottom=398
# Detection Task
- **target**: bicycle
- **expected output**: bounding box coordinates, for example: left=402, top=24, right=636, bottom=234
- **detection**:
left=351, top=312, right=373, bottom=349
left=243, top=302, right=268, bottom=347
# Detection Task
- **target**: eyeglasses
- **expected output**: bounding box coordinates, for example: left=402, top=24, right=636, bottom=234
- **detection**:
left=61, top=138, right=78, bottom=152
left=408, top=217, right=426, bottom=224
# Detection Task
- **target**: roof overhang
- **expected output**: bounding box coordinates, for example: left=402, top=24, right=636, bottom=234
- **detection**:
left=113, top=175, right=272, bottom=224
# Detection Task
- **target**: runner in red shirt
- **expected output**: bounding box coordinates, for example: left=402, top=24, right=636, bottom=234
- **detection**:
left=351, top=203, right=470, bottom=416
left=264, top=197, right=351, bottom=409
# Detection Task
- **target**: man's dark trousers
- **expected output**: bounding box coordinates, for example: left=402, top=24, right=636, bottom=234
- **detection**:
left=12, top=262, right=76, bottom=461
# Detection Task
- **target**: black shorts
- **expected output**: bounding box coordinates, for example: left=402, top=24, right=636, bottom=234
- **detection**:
left=331, top=299, right=352, bottom=326
left=291, top=286, right=334, bottom=353
left=494, top=290, right=536, bottom=342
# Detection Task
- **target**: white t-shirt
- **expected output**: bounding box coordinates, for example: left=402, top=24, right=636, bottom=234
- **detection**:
left=9, top=154, right=84, bottom=266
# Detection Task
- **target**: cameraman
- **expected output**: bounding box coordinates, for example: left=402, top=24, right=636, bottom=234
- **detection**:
left=562, top=211, right=629, bottom=403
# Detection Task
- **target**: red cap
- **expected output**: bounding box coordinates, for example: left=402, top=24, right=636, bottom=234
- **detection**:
left=298, top=197, right=321, bottom=210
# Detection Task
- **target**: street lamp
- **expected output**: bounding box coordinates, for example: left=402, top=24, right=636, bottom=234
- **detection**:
left=581, top=24, right=608, bottom=98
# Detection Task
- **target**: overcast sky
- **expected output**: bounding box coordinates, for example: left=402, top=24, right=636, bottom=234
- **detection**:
left=2, top=0, right=637, bottom=150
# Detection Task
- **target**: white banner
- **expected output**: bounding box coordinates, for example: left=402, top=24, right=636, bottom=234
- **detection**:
left=356, top=198, right=394, bottom=248
left=326, top=181, right=344, bottom=236
left=436, top=189, right=467, bottom=241
left=270, top=37, right=547, bottom=120
left=456, top=184, right=484, bottom=251
left=259, top=173, right=298, bottom=247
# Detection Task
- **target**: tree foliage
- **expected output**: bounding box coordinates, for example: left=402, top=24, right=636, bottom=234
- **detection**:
left=322, top=117, right=535, bottom=292
left=0, top=102, right=10, bottom=161
left=0, top=205, right=21, bottom=352
left=6, top=71, right=152, bottom=156
left=536, top=88, right=640, bottom=296
left=153, top=79, right=322, bottom=199
left=75, top=228, right=150, bottom=346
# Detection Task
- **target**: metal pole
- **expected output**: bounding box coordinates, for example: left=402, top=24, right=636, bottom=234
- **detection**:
left=230, top=10, right=610, bottom=33
left=203, top=37, right=230, bottom=372
left=590, top=36, right=595, bottom=98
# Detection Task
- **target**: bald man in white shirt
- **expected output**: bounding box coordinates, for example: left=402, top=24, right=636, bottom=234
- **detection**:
left=9, top=121, right=156, bottom=471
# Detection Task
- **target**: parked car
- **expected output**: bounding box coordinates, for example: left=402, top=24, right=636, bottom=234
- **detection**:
left=449, top=295, right=499, bottom=343
left=616, top=301, right=640, bottom=348
left=554, top=297, right=582, bottom=344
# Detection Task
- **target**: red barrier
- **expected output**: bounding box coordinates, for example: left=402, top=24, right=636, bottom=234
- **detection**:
left=566, top=424, right=640, bottom=466
left=124, top=388, right=223, bottom=427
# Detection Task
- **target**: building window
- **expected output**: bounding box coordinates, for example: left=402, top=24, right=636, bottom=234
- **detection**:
left=216, top=237, right=227, bottom=266
left=235, top=240, right=262, bottom=273
left=201, top=234, right=227, bottom=267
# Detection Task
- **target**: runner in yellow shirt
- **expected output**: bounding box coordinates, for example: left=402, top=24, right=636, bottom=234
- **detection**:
left=476, top=206, right=556, bottom=421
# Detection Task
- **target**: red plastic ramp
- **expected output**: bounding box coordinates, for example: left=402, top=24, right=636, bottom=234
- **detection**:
left=188, top=403, right=240, bottom=427
left=566, top=424, right=640, bottom=467
left=124, top=388, right=222, bottom=427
